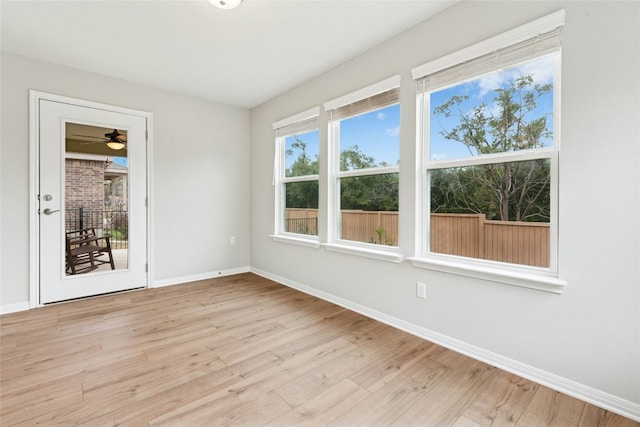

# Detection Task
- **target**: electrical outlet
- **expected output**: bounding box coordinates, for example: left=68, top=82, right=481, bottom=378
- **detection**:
left=230, top=236, right=236, bottom=245
left=416, top=282, right=426, bottom=299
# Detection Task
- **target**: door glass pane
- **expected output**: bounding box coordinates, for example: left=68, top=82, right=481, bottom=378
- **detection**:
left=64, top=123, right=129, bottom=275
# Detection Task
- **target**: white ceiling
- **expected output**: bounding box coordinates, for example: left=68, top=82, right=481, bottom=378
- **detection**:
left=1, top=0, right=456, bottom=108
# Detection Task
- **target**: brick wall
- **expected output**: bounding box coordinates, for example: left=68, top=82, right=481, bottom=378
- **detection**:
left=65, top=158, right=104, bottom=230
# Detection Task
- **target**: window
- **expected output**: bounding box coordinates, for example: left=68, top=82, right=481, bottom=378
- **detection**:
left=411, top=11, right=566, bottom=292
left=273, top=107, right=320, bottom=245
left=324, top=76, right=402, bottom=261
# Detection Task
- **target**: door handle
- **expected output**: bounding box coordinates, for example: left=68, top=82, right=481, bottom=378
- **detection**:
left=42, top=208, right=60, bottom=215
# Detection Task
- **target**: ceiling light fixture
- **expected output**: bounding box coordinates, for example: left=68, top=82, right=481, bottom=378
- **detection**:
left=106, top=141, right=126, bottom=150
left=104, top=129, right=126, bottom=150
left=208, top=0, right=242, bottom=10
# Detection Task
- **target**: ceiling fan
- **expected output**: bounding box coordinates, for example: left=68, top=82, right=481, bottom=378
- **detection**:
left=103, top=129, right=127, bottom=150
left=72, top=129, right=127, bottom=150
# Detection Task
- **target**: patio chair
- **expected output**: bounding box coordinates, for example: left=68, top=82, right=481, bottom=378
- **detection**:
left=65, top=228, right=115, bottom=275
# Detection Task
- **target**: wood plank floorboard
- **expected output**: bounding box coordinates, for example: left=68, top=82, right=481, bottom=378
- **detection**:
left=0, top=272, right=637, bottom=426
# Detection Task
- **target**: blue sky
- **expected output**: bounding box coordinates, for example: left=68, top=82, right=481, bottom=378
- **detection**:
left=340, top=103, right=400, bottom=167
left=113, top=157, right=128, bottom=167
left=285, top=130, right=319, bottom=170
left=429, top=55, right=556, bottom=161
left=285, top=103, right=400, bottom=171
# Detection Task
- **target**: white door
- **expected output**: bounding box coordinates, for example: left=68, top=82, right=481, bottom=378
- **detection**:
left=39, top=99, right=148, bottom=303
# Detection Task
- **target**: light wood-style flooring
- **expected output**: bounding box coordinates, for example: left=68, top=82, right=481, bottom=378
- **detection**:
left=1, top=273, right=637, bottom=426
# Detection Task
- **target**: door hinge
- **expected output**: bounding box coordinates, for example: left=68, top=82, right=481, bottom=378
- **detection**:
left=145, top=263, right=148, bottom=273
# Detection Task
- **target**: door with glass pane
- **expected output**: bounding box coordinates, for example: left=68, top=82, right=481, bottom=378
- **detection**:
left=39, top=99, right=148, bottom=303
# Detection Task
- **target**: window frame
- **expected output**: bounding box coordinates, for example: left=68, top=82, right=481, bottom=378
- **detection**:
left=272, top=107, right=321, bottom=247
left=324, top=75, right=403, bottom=262
left=410, top=11, right=567, bottom=293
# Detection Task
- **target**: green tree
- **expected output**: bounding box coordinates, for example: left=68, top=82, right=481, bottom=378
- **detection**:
left=285, top=142, right=398, bottom=212
left=340, top=145, right=377, bottom=171
left=286, top=137, right=319, bottom=177
left=285, top=137, right=319, bottom=209
left=339, top=145, right=398, bottom=212
left=432, top=75, right=551, bottom=221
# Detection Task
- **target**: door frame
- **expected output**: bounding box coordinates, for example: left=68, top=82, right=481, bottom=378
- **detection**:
left=29, top=90, right=154, bottom=307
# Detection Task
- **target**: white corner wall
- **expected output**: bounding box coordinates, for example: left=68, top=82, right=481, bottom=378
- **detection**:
left=0, top=52, right=251, bottom=308
left=250, top=0, right=640, bottom=419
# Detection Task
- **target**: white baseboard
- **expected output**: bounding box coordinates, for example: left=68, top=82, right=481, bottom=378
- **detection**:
left=250, top=267, right=640, bottom=423
left=152, top=266, right=251, bottom=288
left=0, top=301, right=31, bottom=315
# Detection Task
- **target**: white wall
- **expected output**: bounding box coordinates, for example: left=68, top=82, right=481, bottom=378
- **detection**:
left=1, top=52, right=251, bottom=307
left=250, top=0, right=640, bottom=418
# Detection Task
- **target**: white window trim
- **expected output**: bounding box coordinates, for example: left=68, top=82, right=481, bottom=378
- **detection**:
left=271, top=234, right=321, bottom=248
left=324, top=76, right=401, bottom=259
left=323, top=75, right=401, bottom=111
left=411, top=11, right=566, bottom=294
left=272, top=106, right=320, bottom=130
left=272, top=107, right=320, bottom=244
left=410, top=10, right=566, bottom=80
left=324, top=241, right=403, bottom=263
left=407, top=255, right=566, bottom=294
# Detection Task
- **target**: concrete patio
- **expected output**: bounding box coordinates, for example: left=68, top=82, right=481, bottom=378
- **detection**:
left=66, top=248, right=128, bottom=275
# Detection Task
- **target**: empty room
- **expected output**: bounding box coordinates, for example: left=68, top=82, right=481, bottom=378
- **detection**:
left=1, top=0, right=639, bottom=425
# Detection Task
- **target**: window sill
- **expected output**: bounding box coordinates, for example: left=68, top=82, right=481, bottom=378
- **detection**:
left=271, top=234, right=321, bottom=248
left=407, top=256, right=566, bottom=294
left=324, top=242, right=403, bottom=263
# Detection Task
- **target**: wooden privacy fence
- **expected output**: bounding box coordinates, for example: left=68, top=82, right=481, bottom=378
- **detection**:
left=285, top=209, right=550, bottom=267
left=430, top=213, right=550, bottom=267
left=285, top=209, right=399, bottom=244
left=341, top=210, right=398, bottom=245
left=285, top=208, right=319, bottom=235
